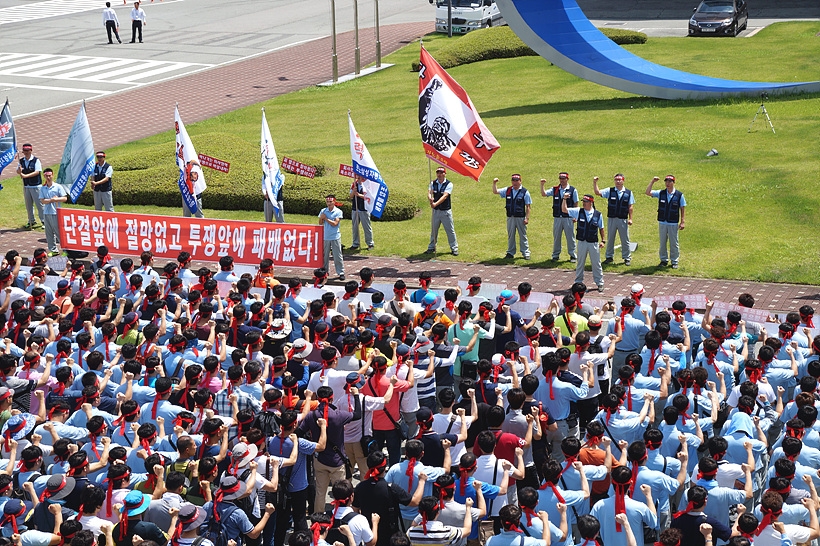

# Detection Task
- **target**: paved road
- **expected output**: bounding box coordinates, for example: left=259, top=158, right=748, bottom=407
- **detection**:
left=0, top=0, right=434, bottom=116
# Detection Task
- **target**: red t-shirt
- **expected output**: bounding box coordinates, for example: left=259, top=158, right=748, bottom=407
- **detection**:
left=362, top=373, right=410, bottom=432
left=490, top=429, right=526, bottom=485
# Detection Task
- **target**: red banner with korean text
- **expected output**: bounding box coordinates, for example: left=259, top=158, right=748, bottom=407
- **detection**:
left=197, top=153, right=230, bottom=173
left=57, top=209, right=323, bottom=268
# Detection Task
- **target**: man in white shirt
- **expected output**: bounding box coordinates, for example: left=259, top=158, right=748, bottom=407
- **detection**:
left=102, top=3, right=121, bottom=43
left=130, top=1, right=146, bottom=43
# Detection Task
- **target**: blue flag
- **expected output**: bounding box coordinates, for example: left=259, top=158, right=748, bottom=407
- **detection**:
left=0, top=99, right=17, bottom=184
left=348, top=113, right=389, bottom=219
left=56, top=103, right=95, bottom=203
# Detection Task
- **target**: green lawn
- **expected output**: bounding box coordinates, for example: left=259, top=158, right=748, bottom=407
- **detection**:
left=12, top=22, right=820, bottom=284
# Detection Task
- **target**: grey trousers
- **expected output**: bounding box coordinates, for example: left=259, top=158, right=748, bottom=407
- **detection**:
left=351, top=210, right=373, bottom=248
left=546, top=418, right=578, bottom=462
left=93, top=191, right=114, bottom=212
left=43, top=214, right=60, bottom=253
left=323, top=238, right=344, bottom=276
left=576, top=240, right=603, bottom=287
left=552, top=217, right=576, bottom=259
left=264, top=199, right=284, bottom=223
left=429, top=209, right=457, bottom=252
left=659, top=223, right=680, bottom=264
left=506, top=217, right=529, bottom=257
left=24, top=186, right=44, bottom=225
left=606, top=217, right=630, bottom=260
left=182, top=195, right=204, bottom=218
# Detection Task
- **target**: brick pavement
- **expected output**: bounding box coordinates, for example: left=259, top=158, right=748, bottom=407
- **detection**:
left=2, top=20, right=818, bottom=313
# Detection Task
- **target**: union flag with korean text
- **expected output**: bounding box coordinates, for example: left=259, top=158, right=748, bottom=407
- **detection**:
left=418, top=45, right=499, bottom=181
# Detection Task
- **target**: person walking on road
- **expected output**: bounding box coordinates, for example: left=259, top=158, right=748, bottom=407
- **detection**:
left=492, top=173, right=531, bottom=260
left=593, top=173, right=634, bottom=265
left=130, top=2, right=146, bottom=43
left=15, top=143, right=43, bottom=230
left=103, top=2, right=121, bottom=44
left=90, top=151, right=114, bottom=212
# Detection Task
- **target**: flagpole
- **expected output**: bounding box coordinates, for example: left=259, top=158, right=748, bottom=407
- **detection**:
left=353, top=0, right=360, bottom=75
left=427, top=158, right=432, bottom=185
left=374, top=0, right=381, bottom=67
left=330, top=0, right=338, bottom=83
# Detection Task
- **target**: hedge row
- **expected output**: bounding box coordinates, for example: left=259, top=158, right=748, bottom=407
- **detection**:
left=73, top=132, right=417, bottom=221
left=411, top=26, right=647, bottom=71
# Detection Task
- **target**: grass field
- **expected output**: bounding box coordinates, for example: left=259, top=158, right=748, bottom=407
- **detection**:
left=9, top=22, right=820, bottom=284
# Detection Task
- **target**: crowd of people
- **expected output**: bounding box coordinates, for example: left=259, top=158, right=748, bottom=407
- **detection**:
left=0, top=244, right=815, bottom=546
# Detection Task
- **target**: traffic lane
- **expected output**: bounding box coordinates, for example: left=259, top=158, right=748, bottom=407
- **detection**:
left=578, top=0, right=820, bottom=21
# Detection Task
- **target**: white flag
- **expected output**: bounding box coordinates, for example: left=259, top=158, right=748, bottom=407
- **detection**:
left=56, top=103, right=95, bottom=203
left=261, top=109, right=285, bottom=213
left=348, top=113, right=389, bottom=219
left=174, top=106, right=206, bottom=214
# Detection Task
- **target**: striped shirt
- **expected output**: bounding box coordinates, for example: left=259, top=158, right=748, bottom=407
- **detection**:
left=407, top=520, right=463, bottom=546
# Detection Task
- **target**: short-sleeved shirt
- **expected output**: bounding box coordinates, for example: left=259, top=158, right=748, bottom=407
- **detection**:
left=268, top=436, right=317, bottom=492
left=566, top=207, right=605, bottom=229
left=39, top=184, right=67, bottom=216
left=319, top=207, right=343, bottom=241
left=200, top=502, right=252, bottom=541
left=408, top=520, right=462, bottom=546
left=112, top=520, right=166, bottom=546
left=650, top=190, right=687, bottom=225
left=497, top=187, right=532, bottom=205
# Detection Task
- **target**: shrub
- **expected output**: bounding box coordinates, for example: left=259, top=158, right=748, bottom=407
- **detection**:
left=74, top=132, right=417, bottom=221
left=411, top=26, right=646, bottom=71
left=599, top=28, right=648, bottom=45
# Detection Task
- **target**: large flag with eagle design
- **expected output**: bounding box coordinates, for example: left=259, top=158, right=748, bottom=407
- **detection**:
left=418, top=45, right=500, bottom=181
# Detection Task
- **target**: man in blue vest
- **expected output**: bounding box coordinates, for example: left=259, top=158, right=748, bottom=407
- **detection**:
left=349, top=174, right=374, bottom=250
left=492, top=174, right=531, bottom=260
left=540, top=172, right=577, bottom=262
left=593, top=173, right=634, bottom=265
left=426, top=166, right=458, bottom=256
left=562, top=194, right=605, bottom=292
left=89, top=151, right=114, bottom=212
left=646, top=175, right=686, bottom=269
left=15, top=143, right=43, bottom=230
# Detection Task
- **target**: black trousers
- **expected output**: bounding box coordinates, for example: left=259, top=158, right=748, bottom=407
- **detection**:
left=131, top=20, right=142, bottom=42
left=273, top=487, right=309, bottom=546
left=105, top=20, right=120, bottom=43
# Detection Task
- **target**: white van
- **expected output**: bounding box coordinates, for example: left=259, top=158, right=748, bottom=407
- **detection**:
left=431, top=0, right=504, bottom=34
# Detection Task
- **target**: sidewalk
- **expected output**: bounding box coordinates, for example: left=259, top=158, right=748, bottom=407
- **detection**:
left=3, top=20, right=818, bottom=312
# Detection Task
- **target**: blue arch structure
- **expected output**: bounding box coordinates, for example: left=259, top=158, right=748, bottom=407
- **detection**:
left=495, top=0, right=820, bottom=100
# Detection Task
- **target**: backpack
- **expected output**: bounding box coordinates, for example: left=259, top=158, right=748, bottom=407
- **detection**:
left=252, top=410, right=280, bottom=437
left=587, top=335, right=607, bottom=377
left=11, top=471, right=40, bottom=501
left=325, top=512, right=358, bottom=546
left=200, top=504, right=240, bottom=546
left=232, top=468, right=256, bottom=521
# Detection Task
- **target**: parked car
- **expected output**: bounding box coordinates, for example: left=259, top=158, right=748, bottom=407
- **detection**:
left=688, top=0, right=748, bottom=36
left=431, top=0, right=504, bottom=34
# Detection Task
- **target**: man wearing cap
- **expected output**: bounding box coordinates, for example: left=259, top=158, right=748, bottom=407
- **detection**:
left=170, top=505, right=212, bottom=546
left=89, top=151, right=114, bottom=212
left=646, top=175, right=686, bottom=269
left=113, top=490, right=174, bottom=546
left=426, top=167, right=458, bottom=256
left=493, top=174, right=531, bottom=260
left=29, top=475, right=77, bottom=531
left=593, top=173, right=634, bottom=265
left=16, top=143, right=44, bottom=230
left=540, top=172, right=578, bottom=262
left=562, top=193, right=605, bottom=293
left=38, top=168, right=67, bottom=257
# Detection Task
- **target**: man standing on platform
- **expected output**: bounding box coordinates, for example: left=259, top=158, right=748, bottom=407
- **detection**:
left=492, top=174, right=531, bottom=260
left=426, top=166, right=458, bottom=256
left=90, top=151, right=114, bottom=212
left=349, top=174, right=374, bottom=250
left=593, top=173, right=634, bottom=265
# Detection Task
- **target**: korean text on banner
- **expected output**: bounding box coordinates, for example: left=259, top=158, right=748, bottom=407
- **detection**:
left=281, top=157, right=316, bottom=178
left=57, top=209, right=323, bottom=268
left=197, top=153, right=230, bottom=173
left=418, top=45, right=499, bottom=181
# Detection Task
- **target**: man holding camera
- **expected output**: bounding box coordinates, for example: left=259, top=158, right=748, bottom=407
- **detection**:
left=646, top=174, right=686, bottom=269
